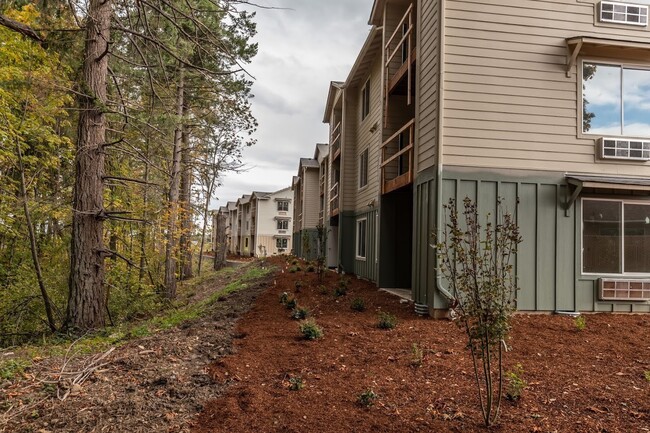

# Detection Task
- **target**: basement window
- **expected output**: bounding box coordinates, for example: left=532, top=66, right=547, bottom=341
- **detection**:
left=582, top=198, right=650, bottom=274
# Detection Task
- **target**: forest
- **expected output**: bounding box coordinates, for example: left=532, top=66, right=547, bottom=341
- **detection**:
left=0, top=0, right=258, bottom=344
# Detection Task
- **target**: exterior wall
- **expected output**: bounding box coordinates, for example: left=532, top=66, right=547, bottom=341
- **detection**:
left=416, top=0, right=439, bottom=172
left=302, top=168, right=320, bottom=228
left=341, top=91, right=358, bottom=211
left=353, top=57, right=383, bottom=212
left=414, top=167, right=650, bottom=313
left=253, top=190, right=293, bottom=256
left=440, top=0, right=650, bottom=176
left=353, top=208, right=379, bottom=282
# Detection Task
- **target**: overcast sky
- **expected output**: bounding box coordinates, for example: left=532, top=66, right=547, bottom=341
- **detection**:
left=210, top=0, right=375, bottom=208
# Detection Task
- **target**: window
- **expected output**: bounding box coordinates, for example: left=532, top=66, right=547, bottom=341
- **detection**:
left=356, top=218, right=367, bottom=259
left=361, top=79, right=371, bottom=120
left=245, top=238, right=249, bottom=248
left=359, top=148, right=368, bottom=188
left=277, top=201, right=289, bottom=211
left=582, top=198, right=650, bottom=274
left=583, top=62, right=650, bottom=137
left=277, top=219, right=289, bottom=230
left=276, top=238, right=288, bottom=249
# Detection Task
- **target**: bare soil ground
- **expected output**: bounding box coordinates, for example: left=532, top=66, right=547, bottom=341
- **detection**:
left=196, top=256, right=650, bottom=433
left=2, top=257, right=649, bottom=433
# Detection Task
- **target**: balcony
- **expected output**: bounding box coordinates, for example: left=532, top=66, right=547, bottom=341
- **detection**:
left=330, top=121, right=342, bottom=160
left=384, top=3, right=416, bottom=123
left=329, top=182, right=340, bottom=217
left=381, top=118, right=414, bottom=194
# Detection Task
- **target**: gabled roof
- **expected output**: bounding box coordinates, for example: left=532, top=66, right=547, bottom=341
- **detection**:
left=251, top=191, right=273, bottom=201
left=237, top=194, right=251, bottom=206
left=292, top=176, right=300, bottom=188
left=344, top=26, right=382, bottom=89
left=314, top=143, right=329, bottom=162
left=322, top=81, right=344, bottom=123
left=369, top=0, right=384, bottom=26
left=227, top=201, right=237, bottom=211
left=299, top=158, right=319, bottom=170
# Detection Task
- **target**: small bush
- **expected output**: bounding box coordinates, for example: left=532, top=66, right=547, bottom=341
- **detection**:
left=377, top=312, right=397, bottom=329
left=286, top=297, right=297, bottom=310
left=288, top=266, right=299, bottom=273
left=574, top=315, right=586, bottom=331
left=294, top=280, right=303, bottom=292
left=505, top=364, right=528, bottom=401
left=306, top=264, right=315, bottom=272
left=334, top=283, right=347, bottom=297
left=291, top=307, right=310, bottom=320
left=350, top=298, right=366, bottom=312
left=291, top=260, right=298, bottom=265
left=299, top=319, right=323, bottom=340
left=0, top=359, right=30, bottom=380
left=288, top=376, right=304, bottom=391
left=279, top=292, right=289, bottom=304
left=644, top=371, right=650, bottom=382
left=411, top=343, right=424, bottom=367
left=318, top=285, right=328, bottom=295
left=357, top=389, right=378, bottom=407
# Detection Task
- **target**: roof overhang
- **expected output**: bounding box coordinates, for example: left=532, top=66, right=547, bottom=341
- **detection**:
left=344, top=26, right=382, bottom=89
left=565, top=174, right=650, bottom=215
left=566, top=36, right=650, bottom=77
left=322, top=81, right=344, bottom=123
left=369, top=0, right=384, bottom=25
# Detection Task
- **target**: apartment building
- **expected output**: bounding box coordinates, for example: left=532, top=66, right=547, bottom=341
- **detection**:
left=292, top=158, right=321, bottom=259
left=318, top=0, right=650, bottom=315
left=249, top=188, right=293, bottom=257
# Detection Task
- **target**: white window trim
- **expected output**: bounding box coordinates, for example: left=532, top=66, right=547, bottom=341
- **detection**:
left=580, top=58, right=650, bottom=141
left=361, top=78, right=371, bottom=121
left=581, top=196, right=650, bottom=277
left=356, top=217, right=368, bottom=261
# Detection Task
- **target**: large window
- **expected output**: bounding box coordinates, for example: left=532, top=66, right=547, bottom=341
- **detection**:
left=277, top=201, right=289, bottom=211
left=359, top=148, right=368, bottom=188
left=361, top=79, right=371, bottom=120
left=583, top=62, right=650, bottom=137
left=277, top=219, right=289, bottom=230
left=356, top=218, right=367, bottom=259
left=582, top=198, right=650, bottom=274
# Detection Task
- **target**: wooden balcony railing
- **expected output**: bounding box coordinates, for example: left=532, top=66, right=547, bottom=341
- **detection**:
left=329, top=182, right=340, bottom=216
left=381, top=118, right=414, bottom=195
left=384, top=3, right=415, bottom=124
left=330, top=121, right=342, bottom=160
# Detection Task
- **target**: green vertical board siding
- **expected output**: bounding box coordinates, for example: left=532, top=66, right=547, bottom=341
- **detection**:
left=537, top=184, right=557, bottom=311
left=516, top=183, right=537, bottom=310
left=555, top=184, right=575, bottom=311
left=293, top=231, right=301, bottom=257
left=354, top=209, right=378, bottom=283
left=413, top=179, right=432, bottom=306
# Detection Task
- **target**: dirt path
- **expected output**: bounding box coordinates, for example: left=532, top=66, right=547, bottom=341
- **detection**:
left=0, top=262, right=273, bottom=433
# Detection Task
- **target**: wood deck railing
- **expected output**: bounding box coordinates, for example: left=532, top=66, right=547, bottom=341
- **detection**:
left=329, top=182, right=340, bottom=216
left=381, top=118, right=415, bottom=194
left=330, top=121, right=342, bottom=160
left=384, top=3, right=415, bottom=125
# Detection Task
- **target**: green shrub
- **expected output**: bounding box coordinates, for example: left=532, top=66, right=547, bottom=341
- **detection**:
left=0, top=359, right=30, bottom=380
left=574, top=315, right=586, bottom=331
left=357, top=389, right=378, bottom=407
left=306, top=264, right=315, bottom=272
left=377, top=312, right=397, bottom=329
left=318, top=285, right=328, bottom=295
left=291, top=307, right=310, bottom=320
left=291, top=260, right=298, bottom=265
left=286, top=297, right=297, bottom=310
left=505, top=364, right=528, bottom=401
left=288, top=376, right=304, bottom=391
left=279, top=292, right=289, bottom=304
left=299, top=319, right=323, bottom=340
left=288, top=266, right=299, bottom=273
left=294, top=280, right=303, bottom=292
left=411, top=343, right=424, bottom=367
left=644, top=371, right=650, bottom=382
left=350, top=298, right=366, bottom=312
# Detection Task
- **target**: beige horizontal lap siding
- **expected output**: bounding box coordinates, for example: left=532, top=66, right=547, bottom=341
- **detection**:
left=443, top=0, right=650, bottom=176
left=355, top=57, right=383, bottom=212
left=342, top=92, right=358, bottom=211
left=303, top=169, right=320, bottom=229
left=417, top=0, right=439, bottom=173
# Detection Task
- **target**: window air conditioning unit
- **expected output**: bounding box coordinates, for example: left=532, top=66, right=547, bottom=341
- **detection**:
left=599, top=278, right=650, bottom=301
left=600, top=137, right=650, bottom=161
left=599, top=1, right=648, bottom=26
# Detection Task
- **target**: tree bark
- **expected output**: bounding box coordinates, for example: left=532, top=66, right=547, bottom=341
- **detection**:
left=0, top=14, right=43, bottom=42
left=164, top=65, right=184, bottom=299
left=66, top=0, right=111, bottom=330
left=197, top=175, right=216, bottom=276
left=214, top=213, right=227, bottom=271
left=179, top=111, right=193, bottom=280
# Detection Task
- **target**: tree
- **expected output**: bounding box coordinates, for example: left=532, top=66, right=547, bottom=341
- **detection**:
left=435, top=197, right=522, bottom=427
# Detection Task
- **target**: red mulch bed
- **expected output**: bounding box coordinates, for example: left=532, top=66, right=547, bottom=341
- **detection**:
left=194, top=256, right=650, bottom=433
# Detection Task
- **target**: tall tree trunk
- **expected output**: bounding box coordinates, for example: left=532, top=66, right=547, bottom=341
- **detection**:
left=138, top=140, right=150, bottom=283
left=15, top=138, right=56, bottom=332
left=164, top=65, right=184, bottom=299
left=179, top=111, right=193, bottom=280
left=66, top=0, right=111, bottom=330
left=197, top=175, right=216, bottom=276
left=214, top=213, right=227, bottom=271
